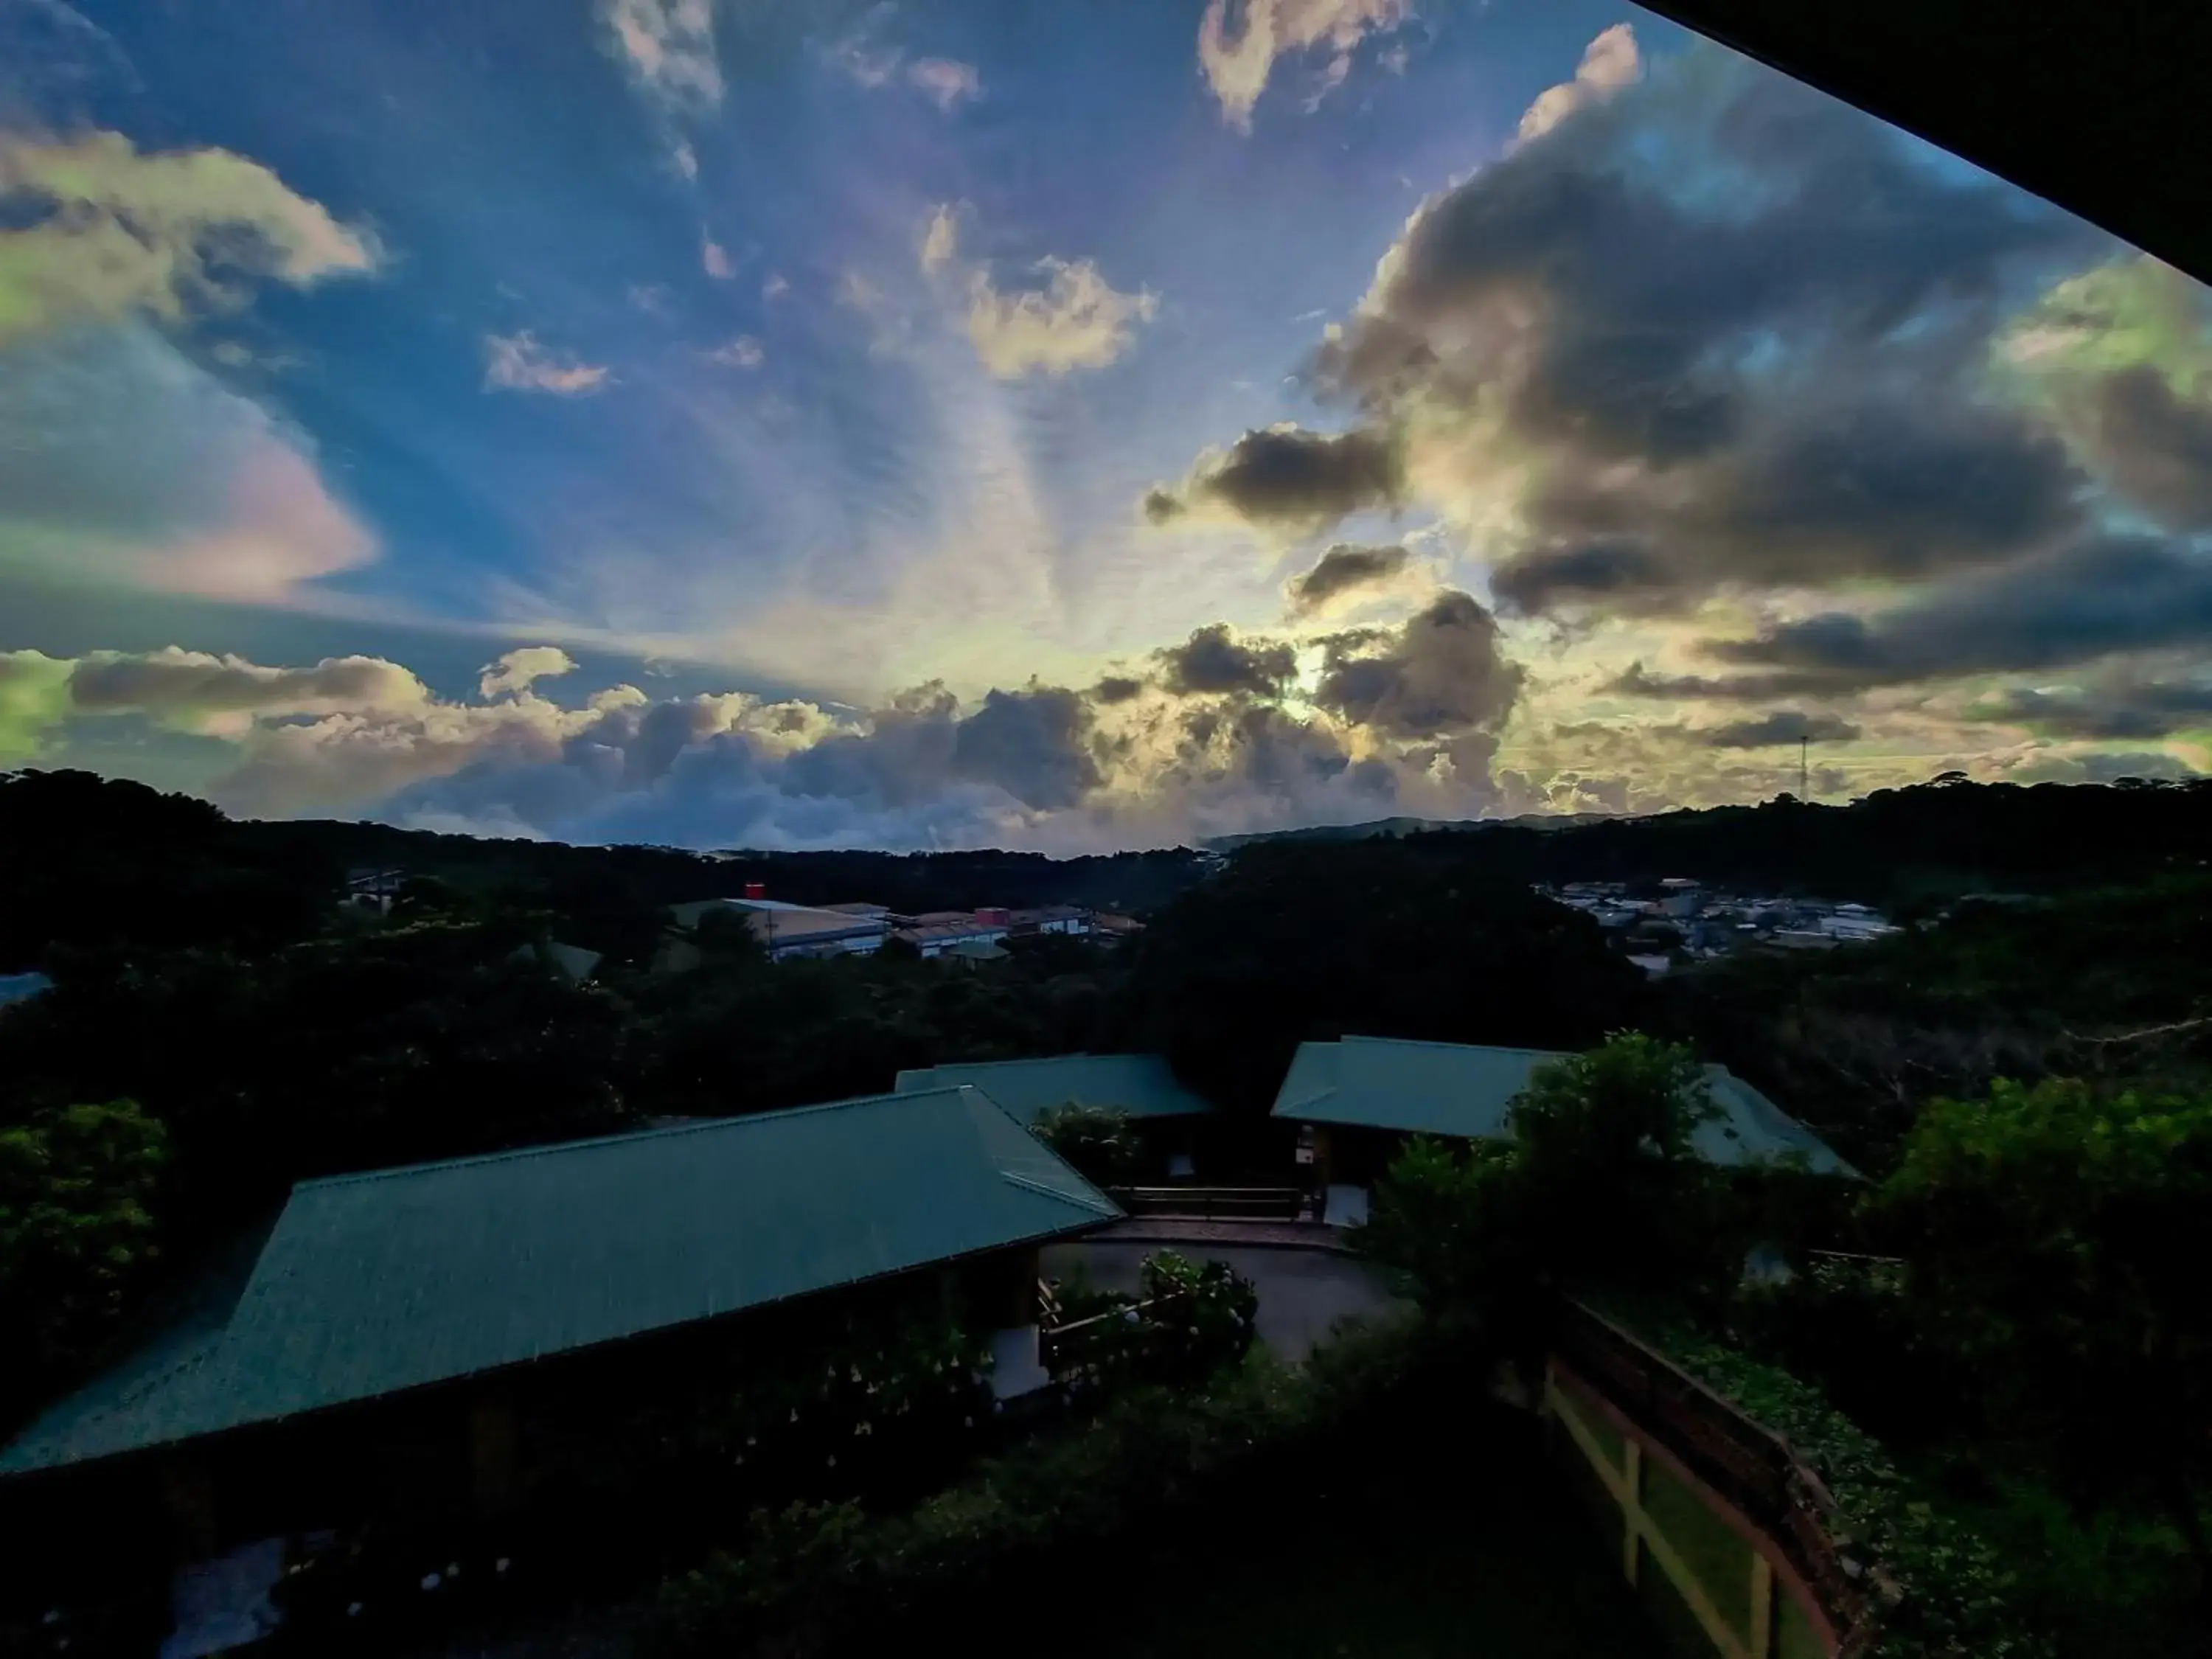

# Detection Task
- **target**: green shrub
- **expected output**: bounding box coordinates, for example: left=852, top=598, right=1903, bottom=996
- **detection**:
left=650, top=1312, right=1429, bottom=1658
left=1029, top=1102, right=1141, bottom=1186
left=1611, top=1304, right=2047, bottom=1659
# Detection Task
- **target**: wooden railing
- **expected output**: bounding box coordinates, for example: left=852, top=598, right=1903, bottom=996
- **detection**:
left=1037, top=1290, right=1189, bottom=1375
left=1552, top=1301, right=1885, bottom=1656
left=1105, top=1186, right=1306, bottom=1220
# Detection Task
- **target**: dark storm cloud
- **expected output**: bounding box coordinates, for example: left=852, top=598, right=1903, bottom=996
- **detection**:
left=1491, top=539, right=1671, bottom=615
left=949, top=684, right=1102, bottom=810
left=2073, top=365, right=2212, bottom=532
left=1311, top=589, right=1521, bottom=738
left=1091, top=674, right=1145, bottom=704
left=1287, top=542, right=1411, bottom=612
left=1149, top=44, right=2121, bottom=616
left=1154, top=622, right=1298, bottom=698
left=1144, top=424, right=1403, bottom=532
left=1694, top=711, right=1862, bottom=748
left=779, top=680, right=1101, bottom=812
left=1968, top=680, right=2212, bottom=740
left=1700, top=538, right=2212, bottom=695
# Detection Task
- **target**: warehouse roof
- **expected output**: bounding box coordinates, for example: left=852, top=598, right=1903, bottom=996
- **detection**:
left=1, top=1087, right=1117, bottom=1477
left=894, top=1052, right=1214, bottom=1127
left=1271, top=1036, right=1855, bottom=1176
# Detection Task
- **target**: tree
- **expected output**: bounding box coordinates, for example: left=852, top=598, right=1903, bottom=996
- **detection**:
left=1125, top=843, right=1649, bottom=1116
left=1029, top=1103, right=1141, bottom=1186
left=1361, top=1034, right=1744, bottom=1343
left=1868, top=1077, right=2212, bottom=1604
left=0, top=1099, right=167, bottom=1394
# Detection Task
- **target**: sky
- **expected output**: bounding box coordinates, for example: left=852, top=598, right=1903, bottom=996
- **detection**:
left=2, top=0, right=2210, bottom=852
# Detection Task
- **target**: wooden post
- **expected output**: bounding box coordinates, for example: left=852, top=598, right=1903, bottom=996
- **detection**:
left=1748, top=1552, right=1775, bottom=1659
left=1621, top=1439, right=1643, bottom=1585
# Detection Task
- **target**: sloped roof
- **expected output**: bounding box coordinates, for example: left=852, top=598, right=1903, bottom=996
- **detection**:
left=1271, top=1036, right=1856, bottom=1177
left=1, top=1088, right=1117, bottom=1477
left=894, top=1053, right=1214, bottom=1127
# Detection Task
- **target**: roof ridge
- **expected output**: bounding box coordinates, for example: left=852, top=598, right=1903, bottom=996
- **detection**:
left=1336, top=1034, right=1571, bottom=1059
left=997, top=1167, right=1121, bottom=1217
left=293, top=1087, right=982, bottom=1190
left=913, top=1051, right=1110, bottom=1073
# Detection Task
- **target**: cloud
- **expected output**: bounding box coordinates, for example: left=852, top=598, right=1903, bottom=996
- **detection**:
left=1144, top=424, right=1402, bottom=532
left=598, top=0, right=721, bottom=116
left=1152, top=45, right=2121, bottom=621
left=1287, top=541, right=1410, bottom=613
left=701, top=234, right=734, bottom=279
left=961, top=254, right=1157, bottom=380
left=762, top=273, right=790, bottom=302
left=2065, top=364, right=2212, bottom=531
left=1966, top=678, right=2212, bottom=740
left=1197, top=0, right=1413, bottom=133
left=0, top=650, right=73, bottom=760
left=0, top=128, right=379, bottom=345
left=0, top=322, right=376, bottom=602
left=708, top=334, right=763, bottom=369
left=1310, top=588, right=1522, bottom=740
left=1516, top=24, right=1641, bottom=146
left=1093, top=675, right=1146, bottom=705
left=483, top=332, right=611, bottom=396
left=1693, top=710, right=1862, bottom=748
left=919, top=204, right=959, bottom=275
left=826, top=13, right=981, bottom=112
left=479, top=646, right=577, bottom=700
left=1693, top=538, right=2212, bottom=695
left=2002, top=748, right=2200, bottom=786
left=1155, top=624, right=1298, bottom=698
left=908, top=58, right=983, bottom=111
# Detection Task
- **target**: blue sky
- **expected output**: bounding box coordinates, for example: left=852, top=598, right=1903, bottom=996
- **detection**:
left=3, top=0, right=2209, bottom=849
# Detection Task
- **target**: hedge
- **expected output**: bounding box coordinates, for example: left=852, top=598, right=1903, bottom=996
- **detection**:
left=1603, top=1300, right=2049, bottom=1659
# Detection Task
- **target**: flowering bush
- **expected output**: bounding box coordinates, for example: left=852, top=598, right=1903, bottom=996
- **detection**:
left=1046, top=1251, right=1256, bottom=1391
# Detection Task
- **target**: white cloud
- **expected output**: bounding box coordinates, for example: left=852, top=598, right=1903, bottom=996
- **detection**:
left=929, top=215, right=1158, bottom=379
left=708, top=334, right=764, bottom=369
left=598, top=0, right=721, bottom=115
left=483, top=332, right=611, bottom=396
left=670, top=139, right=699, bottom=181
left=1515, top=24, right=1641, bottom=146
left=0, top=128, right=380, bottom=346
left=919, top=204, right=959, bottom=275
left=908, top=58, right=983, bottom=111
left=700, top=235, right=734, bottom=279
left=1197, top=0, right=1412, bottom=133
left=479, top=646, right=577, bottom=699
left=0, top=323, right=377, bottom=603
left=826, top=14, right=981, bottom=112
left=762, top=272, right=790, bottom=302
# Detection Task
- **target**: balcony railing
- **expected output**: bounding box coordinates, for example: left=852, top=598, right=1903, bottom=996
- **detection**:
left=1105, top=1186, right=1306, bottom=1221
left=1552, top=1300, right=1886, bottom=1656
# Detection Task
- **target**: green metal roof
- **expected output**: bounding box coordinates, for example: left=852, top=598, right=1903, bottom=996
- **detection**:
left=892, top=1053, right=1215, bottom=1127
left=1, top=1087, right=1117, bottom=1477
left=1272, top=1036, right=1857, bottom=1177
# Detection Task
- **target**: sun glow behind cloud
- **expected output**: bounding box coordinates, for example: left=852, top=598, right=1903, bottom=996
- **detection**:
left=1, top=1, right=2208, bottom=847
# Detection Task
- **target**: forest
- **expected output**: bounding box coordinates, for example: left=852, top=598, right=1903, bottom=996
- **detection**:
left=4, top=765, right=2212, bottom=1656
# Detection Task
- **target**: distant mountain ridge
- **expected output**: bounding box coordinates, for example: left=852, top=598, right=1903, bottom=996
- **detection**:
left=1201, top=811, right=1618, bottom=852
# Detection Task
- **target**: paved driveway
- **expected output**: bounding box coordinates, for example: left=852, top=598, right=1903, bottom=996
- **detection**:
left=1038, top=1241, right=1411, bottom=1362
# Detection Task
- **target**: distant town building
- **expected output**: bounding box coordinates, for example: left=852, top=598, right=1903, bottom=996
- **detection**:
left=666, top=895, right=891, bottom=963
